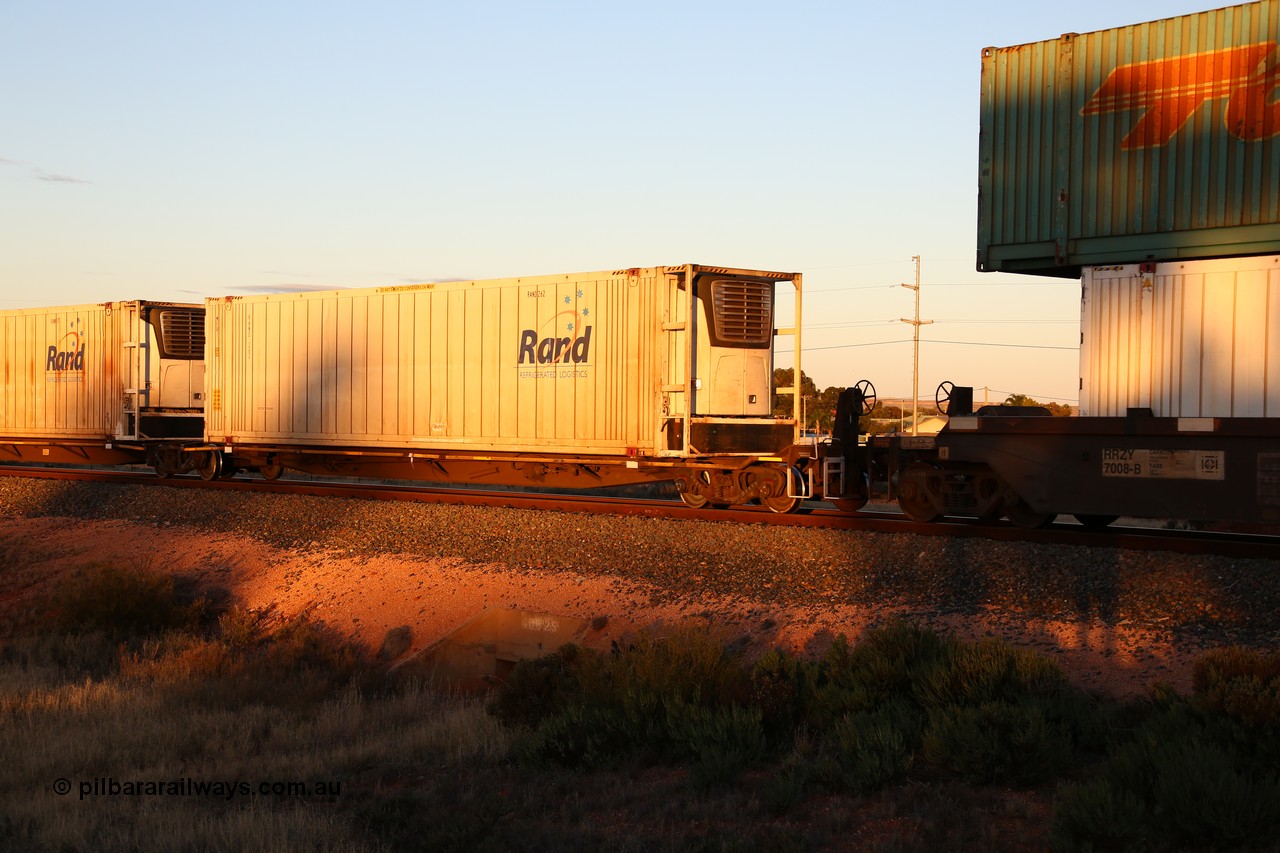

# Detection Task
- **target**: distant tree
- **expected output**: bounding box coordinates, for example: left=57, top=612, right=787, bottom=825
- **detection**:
left=812, top=385, right=844, bottom=433
left=770, top=371, right=863, bottom=433
left=869, top=403, right=904, bottom=420
left=772, top=368, right=819, bottom=419
left=1003, top=393, right=1074, bottom=416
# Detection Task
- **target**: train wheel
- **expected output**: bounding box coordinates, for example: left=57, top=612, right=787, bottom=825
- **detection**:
left=831, top=497, right=867, bottom=513
left=1074, top=514, right=1118, bottom=530
left=259, top=463, right=283, bottom=481
left=760, top=493, right=800, bottom=514
left=195, top=452, right=221, bottom=481
left=897, top=463, right=941, bottom=523
left=679, top=491, right=709, bottom=509
left=1006, top=500, right=1055, bottom=529
left=750, top=464, right=803, bottom=514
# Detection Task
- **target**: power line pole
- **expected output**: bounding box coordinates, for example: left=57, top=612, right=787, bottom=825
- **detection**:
left=900, top=255, right=932, bottom=436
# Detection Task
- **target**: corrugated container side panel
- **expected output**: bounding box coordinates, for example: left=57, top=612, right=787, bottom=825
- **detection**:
left=324, top=297, right=339, bottom=435
left=1269, top=271, right=1280, bottom=415
left=393, top=294, right=412, bottom=434
left=480, top=288, right=498, bottom=437
left=633, top=275, right=652, bottom=445
left=334, top=297, right=352, bottom=436
left=292, top=301, right=307, bottom=434
left=573, top=280, right=593, bottom=441
left=604, top=280, right=624, bottom=438
left=1081, top=255, right=1280, bottom=415
left=439, top=290, right=455, bottom=436
left=420, top=291, right=437, bottom=436
left=0, top=304, right=132, bottom=439
left=252, top=302, right=265, bottom=434
left=1183, top=273, right=1205, bottom=414
left=378, top=296, right=396, bottom=435
left=212, top=271, right=676, bottom=454
left=497, top=287, right=516, bottom=438
left=1, top=316, right=10, bottom=427
left=351, top=296, right=368, bottom=436
left=1201, top=270, right=1231, bottom=414
left=981, top=0, right=1280, bottom=273
left=463, top=290, right=477, bottom=435
left=551, top=283, right=571, bottom=440
left=290, top=302, right=305, bottom=434
left=363, top=296, right=378, bottom=435
left=1236, top=269, right=1268, bottom=414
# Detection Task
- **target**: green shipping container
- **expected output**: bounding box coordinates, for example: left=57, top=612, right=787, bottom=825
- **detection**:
left=978, top=0, right=1280, bottom=276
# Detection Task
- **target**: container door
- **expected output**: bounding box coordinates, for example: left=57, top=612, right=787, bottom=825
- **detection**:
left=658, top=268, right=693, bottom=456
left=115, top=303, right=145, bottom=439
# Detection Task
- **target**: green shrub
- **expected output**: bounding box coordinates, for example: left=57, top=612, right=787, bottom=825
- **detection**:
left=1051, top=698, right=1280, bottom=849
left=494, top=621, right=1106, bottom=796
left=1049, top=778, right=1150, bottom=851
left=1192, top=646, right=1280, bottom=727
left=40, top=562, right=205, bottom=638
left=749, top=647, right=816, bottom=741
left=598, top=627, right=753, bottom=709
left=800, top=625, right=945, bottom=730
left=819, top=705, right=915, bottom=793
left=487, top=643, right=587, bottom=727
left=669, top=701, right=767, bottom=787
left=498, top=628, right=763, bottom=771
left=913, top=637, right=1066, bottom=709
left=922, top=700, right=1073, bottom=786
left=512, top=702, right=649, bottom=768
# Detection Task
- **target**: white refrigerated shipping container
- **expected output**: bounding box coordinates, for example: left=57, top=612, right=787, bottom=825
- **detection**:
left=1080, top=255, right=1280, bottom=417
left=0, top=301, right=205, bottom=463
left=204, top=265, right=801, bottom=459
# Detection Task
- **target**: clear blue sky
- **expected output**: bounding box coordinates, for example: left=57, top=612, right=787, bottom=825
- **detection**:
left=1, top=1, right=1218, bottom=404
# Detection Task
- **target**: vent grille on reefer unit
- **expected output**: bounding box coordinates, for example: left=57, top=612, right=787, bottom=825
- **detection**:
left=157, top=309, right=206, bottom=359
left=710, top=279, right=773, bottom=345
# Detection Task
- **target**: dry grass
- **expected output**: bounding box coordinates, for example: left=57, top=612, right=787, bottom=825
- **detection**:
left=0, top=560, right=510, bottom=853
left=0, top=572, right=1069, bottom=852
left=0, top=655, right=506, bottom=852
left=6, top=551, right=1275, bottom=851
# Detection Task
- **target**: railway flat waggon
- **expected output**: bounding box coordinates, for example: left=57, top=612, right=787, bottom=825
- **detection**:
left=200, top=264, right=844, bottom=512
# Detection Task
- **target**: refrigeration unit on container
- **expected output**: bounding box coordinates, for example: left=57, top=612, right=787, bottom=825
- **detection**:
left=1080, top=254, right=1280, bottom=417
left=978, top=0, right=1280, bottom=276
left=0, top=301, right=206, bottom=465
left=204, top=265, right=802, bottom=472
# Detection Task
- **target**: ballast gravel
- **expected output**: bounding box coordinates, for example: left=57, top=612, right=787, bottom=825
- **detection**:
left=2, top=477, right=1276, bottom=653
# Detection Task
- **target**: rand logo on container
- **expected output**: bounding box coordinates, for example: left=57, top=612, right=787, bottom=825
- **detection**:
left=517, top=288, right=594, bottom=374
left=1082, top=41, right=1280, bottom=149
left=46, top=318, right=87, bottom=383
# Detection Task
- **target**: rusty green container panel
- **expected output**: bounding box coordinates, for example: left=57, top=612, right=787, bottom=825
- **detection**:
left=978, top=0, right=1280, bottom=277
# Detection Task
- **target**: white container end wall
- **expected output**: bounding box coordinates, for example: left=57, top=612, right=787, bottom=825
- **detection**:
left=1080, top=255, right=1280, bottom=417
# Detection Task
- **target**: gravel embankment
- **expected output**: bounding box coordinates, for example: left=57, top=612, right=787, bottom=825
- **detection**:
left=2, top=477, right=1277, bottom=649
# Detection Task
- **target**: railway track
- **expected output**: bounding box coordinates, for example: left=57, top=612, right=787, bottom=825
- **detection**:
left=4, top=464, right=1278, bottom=560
